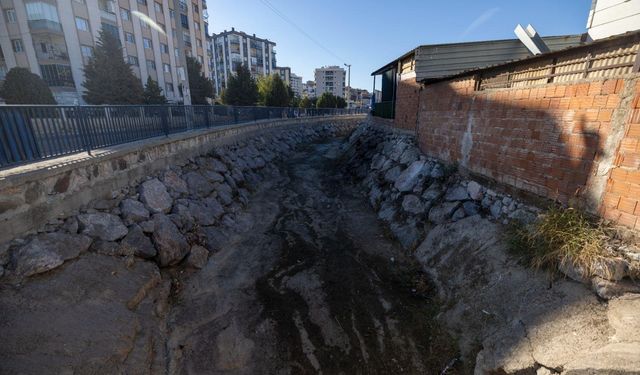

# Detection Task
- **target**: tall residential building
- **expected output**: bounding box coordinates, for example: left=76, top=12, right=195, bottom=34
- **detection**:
left=302, top=80, right=315, bottom=98
left=0, top=0, right=210, bottom=104
left=314, top=65, right=345, bottom=98
left=208, top=28, right=276, bottom=95
left=289, top=73, right=302, bottom=98
left=274, top=66, right=290, bottom=84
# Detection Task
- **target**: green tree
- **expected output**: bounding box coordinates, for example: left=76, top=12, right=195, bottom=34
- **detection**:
left=299, top=96, right=312, bottom=108
left=316, top=92, right=336, bottom=108
left=186, top=56, right=214, bottom=104
left=143, top=76, right=168, bottom=104
left=287, top=85, right=300, bottom=107
left=316, top=92, right=347, bottom=108
left=222, top=64, right=258, bottom=106
left=83, top=30, right=144, bottom=104
left=0, top=67, right=56, bottom=104
left=258, top=74, right=289, bottom=107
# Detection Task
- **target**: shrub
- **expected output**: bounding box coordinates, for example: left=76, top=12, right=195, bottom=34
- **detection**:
left=508, top=206, right=610, bottom=277
left=0, top=67, right=56, bottom=104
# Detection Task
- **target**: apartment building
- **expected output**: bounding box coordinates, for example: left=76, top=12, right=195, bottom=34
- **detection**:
left=314, top=65, right=345, bottom=98
left=0, top=0, right=209, bottom=104
left=208, top=28, right=276, bottom=95
left=302, top=80, right=315, bottom=98
left=274, top=66, right=290, bottom=84
left=289, top=73, right=302, bottom=97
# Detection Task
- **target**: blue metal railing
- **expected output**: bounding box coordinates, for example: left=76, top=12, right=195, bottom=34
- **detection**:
left=0, top=104, right=366, bottom=169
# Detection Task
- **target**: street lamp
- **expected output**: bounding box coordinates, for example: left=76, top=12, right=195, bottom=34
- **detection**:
left=344, top=63, right=351, bottom=107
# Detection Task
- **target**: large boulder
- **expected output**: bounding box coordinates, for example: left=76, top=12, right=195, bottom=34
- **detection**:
left=120, top=199, right=150, bottom=223
left=186, top=245, right=209, bottom=269
left=151, top=214, right=189, bottom=267
left=394, top=160, right=428, bottom=192
left=119, top=225, right=156, bottom=259
left=163, top=170, right=188, bottom=195
left=183, top=172, right=215, bottom=197
left=427, top=202, right=460, bottom=224
left=139, top=178, right=173, bottom=213
left=78, top=212, right=128, bottom=241
left=14, top=232, right=92, bottom=276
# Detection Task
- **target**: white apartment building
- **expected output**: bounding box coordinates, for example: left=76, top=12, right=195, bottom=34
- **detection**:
left=208, top=28, right=276, bottom=95
left=314, top=65, right=345, bottom=98
left=0, top=0, right=209, bottom=104
left=289, top=73, right=302, bottom=98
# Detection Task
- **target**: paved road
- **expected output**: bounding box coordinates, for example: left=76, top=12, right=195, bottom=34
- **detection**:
left=167, top=139, right=460, bottom=374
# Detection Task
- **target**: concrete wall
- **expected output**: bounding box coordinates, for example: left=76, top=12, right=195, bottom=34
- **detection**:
left=0, top=115, right=365, bottom=245
left=587, top=0, right=640, bottom=40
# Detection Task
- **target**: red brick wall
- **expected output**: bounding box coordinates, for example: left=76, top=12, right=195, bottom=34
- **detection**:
left=404, top=75, right=639, bottom=227
left=601, top=80, right=640, bottom=229
left=394, top=75, right=421, bottom=131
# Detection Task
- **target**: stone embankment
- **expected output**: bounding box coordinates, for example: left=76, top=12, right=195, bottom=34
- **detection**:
left=341, top=121, right=640, bottom=374
left=0, top=121, right=357, bottom=374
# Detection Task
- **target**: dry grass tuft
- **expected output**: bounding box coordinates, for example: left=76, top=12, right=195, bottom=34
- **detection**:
left=508, top=206, right=611, bottom=277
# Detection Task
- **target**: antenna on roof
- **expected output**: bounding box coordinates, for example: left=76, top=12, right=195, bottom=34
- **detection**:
left=514, top=24, right=550, bottom=55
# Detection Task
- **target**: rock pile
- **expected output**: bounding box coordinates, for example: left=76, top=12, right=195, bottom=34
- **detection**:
left=0, top=122, right=357, bottom=279
left=341, top=123, right=538, bottom=251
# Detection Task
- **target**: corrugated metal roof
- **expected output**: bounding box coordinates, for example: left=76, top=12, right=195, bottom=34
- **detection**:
left=415, top=35, right=584, bottom=81
left=426, top=29, right=640, bottom=83
left=371, top=35, right=585, bottom=78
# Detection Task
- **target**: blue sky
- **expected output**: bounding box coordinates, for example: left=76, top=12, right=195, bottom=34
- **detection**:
left=206, top=0, right=591, bottom=91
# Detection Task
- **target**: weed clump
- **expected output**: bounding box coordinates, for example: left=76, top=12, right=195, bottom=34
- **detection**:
left=508, top=206, right=610, bottom=277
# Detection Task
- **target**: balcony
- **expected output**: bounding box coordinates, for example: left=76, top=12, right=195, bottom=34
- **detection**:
left=98, top=0, right=117, bottom=21
left=35, top=49, right=69, bottom=62
left=28, top=19, right=63, bottom=33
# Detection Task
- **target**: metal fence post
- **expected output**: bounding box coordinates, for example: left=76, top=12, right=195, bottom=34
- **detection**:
left=76, top=106, right=93, bottom=155
left=162, top=107, right=169, bottom=136
left=233, top=107, right=239, bottom=124
left=204, top=106, right=210, bottom=127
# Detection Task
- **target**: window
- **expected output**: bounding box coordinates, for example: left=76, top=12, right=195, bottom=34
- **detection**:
left=137, top=0, right=147, bottom=5
left=194, top=22, right=200, bottom=31
left=39, top=42, right=48, bottom=53
left=12, top=39, right=23, bottom=53
left=166, top=83, right=174, bottom=93
left=4, top=9, right=16, bottom=23
left=101, top=22, right=119, bottom=40
left=120, top=8, right=130, bottom=20
left=160, top=43, right=169, bottom=54
left=172, top=28, right=177, bottom=38
left=174, top=48, right=179, bottom=57
left=140, top=19, right=150, bottom=29
left=180, top=14, right=188, bottom=28
left=178, top=0, right=187, bottom=12
left=193, top=3, right=198, bottom=13
left=125, top=32, right=135, bottom=44
left=196, top=38, right=202, bottom=48
left=39, top=64, right=74, bottom=86
left=73, top=0, right=85, bottom=3
left=163, top=63, right=171, bottom=73
left=169, top=9, right=175, bottom=18
left=128, top=55, right=139, bottom=66
left=75, top=17, right=89, bottom=31
left=143, top=38, right=152, bottom=49
left=81, top=45, right=93, bottom=58
left=146, top=59, right=156, bottom=70
left=197, top=55, right=203, bottom=64
left=154, top=2, right=162, bottom=13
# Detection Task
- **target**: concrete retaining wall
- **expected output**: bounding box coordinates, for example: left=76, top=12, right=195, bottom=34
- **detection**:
left=0, top=115, right=366, bottom=245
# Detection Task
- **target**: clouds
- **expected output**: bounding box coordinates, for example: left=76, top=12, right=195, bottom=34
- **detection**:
left=460, top=7, right=501, bottom=37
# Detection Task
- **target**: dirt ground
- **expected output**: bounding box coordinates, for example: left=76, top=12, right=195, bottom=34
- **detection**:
left=167, top=138, right=461, bottom=374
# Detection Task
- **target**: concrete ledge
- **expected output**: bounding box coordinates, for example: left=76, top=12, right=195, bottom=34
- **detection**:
left=0, top=114, right=365, bottom=245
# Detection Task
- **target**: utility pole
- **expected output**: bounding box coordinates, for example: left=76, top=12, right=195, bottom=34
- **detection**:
left=344, top=63, right=351, bottom=108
